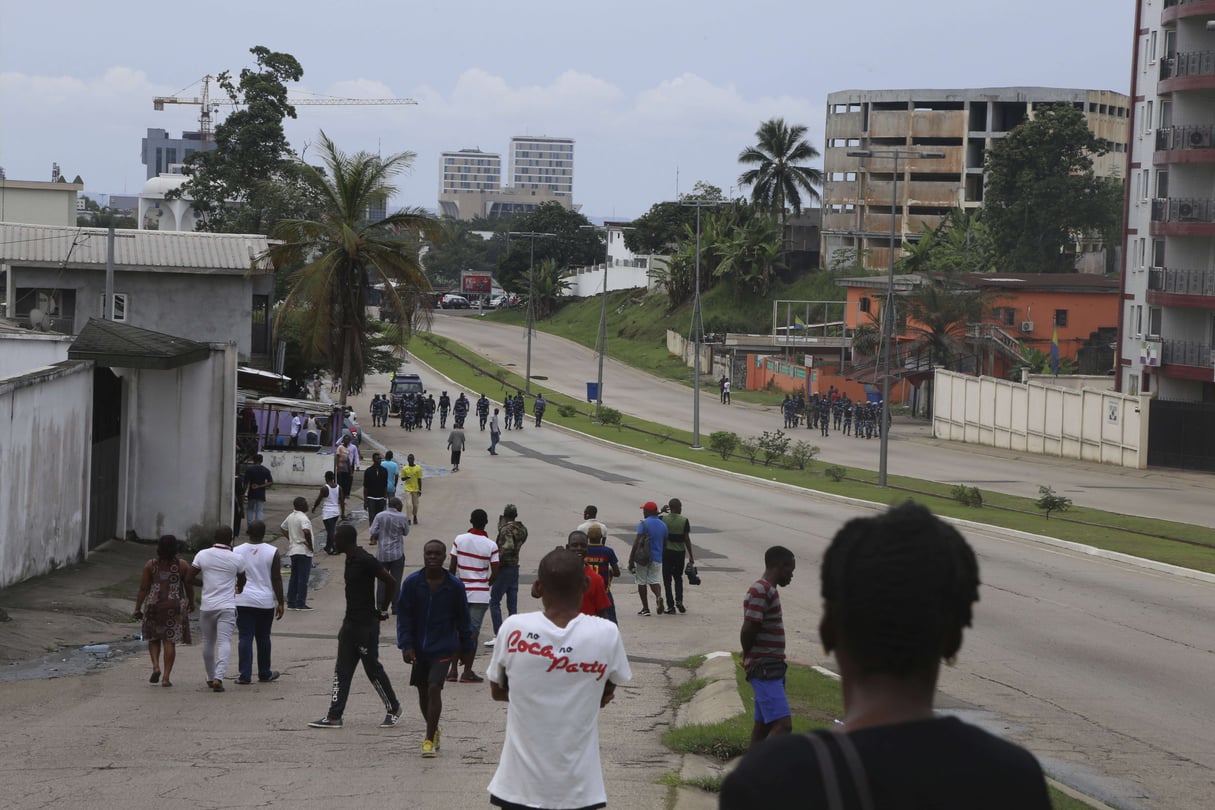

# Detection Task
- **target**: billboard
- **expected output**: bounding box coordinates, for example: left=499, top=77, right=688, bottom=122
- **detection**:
left=462, top=273, right=492, bottom=294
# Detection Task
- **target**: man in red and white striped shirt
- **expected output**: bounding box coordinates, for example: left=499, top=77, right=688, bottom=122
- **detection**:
left=448, top=509, right=500, bottom=682
left=740, top=545, right=796, bottom=747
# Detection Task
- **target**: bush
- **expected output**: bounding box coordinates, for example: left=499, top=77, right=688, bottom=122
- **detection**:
left=598, top=407, right=623, bottom=428
left=788, top=440, right=819, bottom=470
left=758, top=430, right=791, bottom=467
left=738, top=437, right=761, bottom=465
left=1036, top=485, right=1071, bottom=519
left=708, top=431, right=740, bottom=461
left=556, top=403, right=578, bottom=418
left=824, top=465, right=846, bottom=482
left=951, top=485, right=983, bottom=508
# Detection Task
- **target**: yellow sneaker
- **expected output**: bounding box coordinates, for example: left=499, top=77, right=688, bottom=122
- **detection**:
left=421, top=739, right=436, bottom=758
left=433, top=726, right=441, bottom=751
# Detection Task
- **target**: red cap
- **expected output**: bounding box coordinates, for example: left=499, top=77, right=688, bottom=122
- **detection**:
left=641, top=501, right=658, bottom=511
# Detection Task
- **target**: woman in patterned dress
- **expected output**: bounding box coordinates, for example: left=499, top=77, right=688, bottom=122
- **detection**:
left=133, top=535, right=194, bottom=687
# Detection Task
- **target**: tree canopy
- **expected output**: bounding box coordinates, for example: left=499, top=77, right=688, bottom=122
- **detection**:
left=983, top=104, right=1123, bottom=273
left=263, top=132, right=440, bottom=403
left=737, top=118, right=823, bottom=225
left=173, top=46, right=318, bottom=235
left=623, top=181, right=725, bottom=254
left=494, top=202, right=602, bottom=293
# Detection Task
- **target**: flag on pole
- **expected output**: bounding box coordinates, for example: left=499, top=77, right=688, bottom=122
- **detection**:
left=1050, top=326, right=1060, bottom=376
left=794, top=315, right=807, bottom=330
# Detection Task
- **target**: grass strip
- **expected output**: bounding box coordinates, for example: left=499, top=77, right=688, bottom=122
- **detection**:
left=408, top=333, right=1215, bottom=574
left=665, top=657, right=1096, bottom=807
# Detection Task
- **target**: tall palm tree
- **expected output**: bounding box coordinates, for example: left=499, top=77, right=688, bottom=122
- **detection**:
left=264, top=132, right=441, bottom=404
left=737, top=118, right=824, bottom=230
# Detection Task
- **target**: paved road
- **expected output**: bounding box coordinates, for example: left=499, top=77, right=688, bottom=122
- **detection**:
left=427, top=313, right=1215, bottom=528
left=4, top=362, right=1211, bottom=809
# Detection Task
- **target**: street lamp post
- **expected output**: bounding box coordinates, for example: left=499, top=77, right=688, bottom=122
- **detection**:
left=508, top=231, right=555, bottom=396
left=580, top=223, right=634, bottom=422
left=846, top=148, right=944, bottom=486
left=680, top=199, right=728, bottom=449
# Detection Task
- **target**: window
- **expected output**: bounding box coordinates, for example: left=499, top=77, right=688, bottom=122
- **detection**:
left=1141, top=170, right=1150, bottom=202
left=1138, top=238, right=1147, bottom=269
left=858, top=297, right=871, bottom=314
left=1054, top=309, right=1068, bottom=327
left=998, top=307, right=1016, bottom=326
left=98, top=293, right=128, bottom=322
left=1128, top=374, right=1139, bottom=396
left=1144, top=100, right=1153, bottom=135
left=1134, top=304, right=1143, bottom=337
left=1150, top=30, right=1158, bottom=63
left=1148, top=307, right=1161, bottom=338
left=1153, top=239, right=1166, bottom=268
left=1156, top=170, right=1169, bottom=199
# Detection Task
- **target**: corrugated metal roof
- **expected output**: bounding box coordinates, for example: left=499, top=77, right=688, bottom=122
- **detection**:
left=0, top=222, right=273, bottom=273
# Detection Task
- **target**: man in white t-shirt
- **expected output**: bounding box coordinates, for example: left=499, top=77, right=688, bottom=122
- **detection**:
left=576, top=504, right=607, bottom=540
left=487, top=548, right=632, bottom=810
left=186, top=527, right=247, bottom=692
left=234, top=521, right=285, bottom=684
left=448, top=508, right=499, bottom=682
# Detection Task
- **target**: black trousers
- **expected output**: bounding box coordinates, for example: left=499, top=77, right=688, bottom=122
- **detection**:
left=327, top=620, right=398, bottom=718
left=662, top=549, right=686, bottom=608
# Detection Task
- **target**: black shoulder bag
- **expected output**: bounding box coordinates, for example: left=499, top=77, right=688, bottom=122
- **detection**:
left=802, top=730, right=876, bottom=810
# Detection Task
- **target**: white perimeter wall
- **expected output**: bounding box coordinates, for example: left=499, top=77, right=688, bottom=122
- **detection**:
left=933, top=370, right=1150, bottom=469
left=563, top=264, right=655, bottom=298
left=116, top=344, right=237, bottom=542
left=0, top=332, right=73, bottom=378
left=0, top=360, right=92, bottom=588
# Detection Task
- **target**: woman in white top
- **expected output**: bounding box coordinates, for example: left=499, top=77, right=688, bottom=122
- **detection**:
left=312, top=470, right=345, bottom=554
left=233, top=521, right=285, bottom=684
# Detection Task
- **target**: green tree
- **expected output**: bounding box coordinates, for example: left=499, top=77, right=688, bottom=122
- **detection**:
left=422, top=218, right=506, bottom=288
left=495, top=202, right=601, bottom=292
left=173, top=46, right=317, bottom=235
left=264, top=132, right=440, bottom=404
left=711, top=206, right=785, bottom=298
left=737, top=118, right=823, bottom=229
left=902, top=276, right=991, bottom=411
left=983, top=104, right=1123, bottom=273
left=897, top=208, right=995, bottom=276
left=525, top=258, right=572, bottom=319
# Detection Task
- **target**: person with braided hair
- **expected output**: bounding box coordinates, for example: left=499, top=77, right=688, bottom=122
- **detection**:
left=721, top=502, right=1050, bottom=809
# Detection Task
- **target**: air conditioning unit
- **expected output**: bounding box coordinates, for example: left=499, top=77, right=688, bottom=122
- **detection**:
left=1020, top=321, right=1034, bottom=333
left=1188, top=129, right=1212, bottom=148
left=1178, top=202, right=1196, bottom=220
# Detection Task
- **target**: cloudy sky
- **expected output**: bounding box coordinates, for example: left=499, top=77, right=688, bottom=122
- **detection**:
left=1, top=0, right=1134, bottom=220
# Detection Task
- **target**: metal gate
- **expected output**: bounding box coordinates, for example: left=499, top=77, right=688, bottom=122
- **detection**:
left=1148, top=398, right=1215, bottom=472
left=88, top=368, right=122, bottom=549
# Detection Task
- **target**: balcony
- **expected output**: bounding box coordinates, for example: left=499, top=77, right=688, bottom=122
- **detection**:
left=1160, top=338, right=1215, bottom=380
left=1155, top=125, right=1215, bottom=164
left=1160, top=50, right=1215, bottom=93
left=1147, top=267, right=1215, bottom=307
left=1162, top=0, right=1215, bottom=23
left=1150, top=197, right=1215, bottom=236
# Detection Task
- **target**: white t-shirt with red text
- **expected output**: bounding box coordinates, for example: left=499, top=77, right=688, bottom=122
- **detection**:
left=451, top=529, right=499, bottom=605
left=486, top=611, right=632, bottom=809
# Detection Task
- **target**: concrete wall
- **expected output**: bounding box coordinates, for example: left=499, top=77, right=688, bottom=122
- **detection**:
left=933, top=369, right=1149, bottom=469
left=10, top=266, right=272, bottom=357
left=0, top=332, right=73, bottom=378
left=665, top=329, right=730, bottom=380
left=1022, top=373, right=1115, bottom=392
left=564, top=263, right=654, bottom=297
left=116, top=343, right=237, bottom=542
left=0, top=360, right=93, bottom=588
left=0, top=182, right=81, bottom=226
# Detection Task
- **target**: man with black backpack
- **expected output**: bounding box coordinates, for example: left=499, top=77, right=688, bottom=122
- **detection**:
left=627, top=502, right=667, bottom=616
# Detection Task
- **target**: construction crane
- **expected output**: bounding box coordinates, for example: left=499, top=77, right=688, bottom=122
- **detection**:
left=153, top=75, right=418, bottom=143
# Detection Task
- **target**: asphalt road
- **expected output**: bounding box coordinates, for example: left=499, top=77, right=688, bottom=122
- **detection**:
left=427, top=312, right=1215, bottom=529
left=3, top=361, right=1211, bottom=809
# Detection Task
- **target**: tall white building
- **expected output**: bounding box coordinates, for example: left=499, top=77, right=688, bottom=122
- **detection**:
left=438, top=137, right=575, bottom=220
left=1119, top=0, right=1215, bottom=405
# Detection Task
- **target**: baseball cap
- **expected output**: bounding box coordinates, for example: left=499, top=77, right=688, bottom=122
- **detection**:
left=641, top=501, right=658, bottom=511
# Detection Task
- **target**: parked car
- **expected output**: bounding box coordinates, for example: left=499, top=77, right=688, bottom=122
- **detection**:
left=440, top=293, right=471, bottom=309
left=488, top=294, right=517, bottom=309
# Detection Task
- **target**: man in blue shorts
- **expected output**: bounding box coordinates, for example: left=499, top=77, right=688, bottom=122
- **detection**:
left=740, top=545, right=796, bottom=747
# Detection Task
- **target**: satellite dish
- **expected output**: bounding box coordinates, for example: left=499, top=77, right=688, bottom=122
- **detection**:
left=28, top=308, right=50, bottom=331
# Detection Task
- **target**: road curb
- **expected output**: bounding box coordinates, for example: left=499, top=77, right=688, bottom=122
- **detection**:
left=405, top=351, right=1215, bottom=586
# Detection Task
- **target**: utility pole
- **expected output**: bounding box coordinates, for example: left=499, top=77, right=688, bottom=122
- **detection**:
left=508, top=231, right=555, bottom=396
left=580, top=223, right=634, bottom=421
left=680, top=199, right=729, bottom=449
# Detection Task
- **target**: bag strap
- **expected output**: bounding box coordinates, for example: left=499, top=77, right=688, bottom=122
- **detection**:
left=832, top=731, right=876, bottom=810
left=803, top=732, right=845, bottom=810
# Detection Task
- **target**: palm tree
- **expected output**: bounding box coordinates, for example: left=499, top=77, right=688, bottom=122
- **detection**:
left=903, top=277, right=990, bottom=412
left=737, top=118, right=823, bottom=230
left=527, top=258, right=571, bottom=319
left=264, top=132, right=441, bottom=404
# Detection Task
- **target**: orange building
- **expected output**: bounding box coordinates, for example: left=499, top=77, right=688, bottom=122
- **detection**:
left=836, top=273, right=1121, bottom=383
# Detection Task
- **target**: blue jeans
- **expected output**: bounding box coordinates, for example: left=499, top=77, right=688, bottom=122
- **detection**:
left=489, top=566, right=520, bottom=634
left=287, top=554, right=312, bottom=608
left=236, top=606, right=274, bottom=681
left=489, top=430, right=501, bottom=454
left=245, top=498, right=265, bottom=526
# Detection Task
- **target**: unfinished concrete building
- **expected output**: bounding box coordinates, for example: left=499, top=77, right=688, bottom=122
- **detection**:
left=821, top=87, right=1130, bottom=272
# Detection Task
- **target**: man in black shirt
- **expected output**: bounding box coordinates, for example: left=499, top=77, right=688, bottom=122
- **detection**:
left=309, top=523, right=402, bottom=730
left=243, top=454, right=273, bottom=529
left=363, top=453, right=388, bottom=524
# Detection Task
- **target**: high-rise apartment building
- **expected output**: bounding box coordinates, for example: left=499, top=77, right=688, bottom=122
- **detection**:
left=1119, top=0, right=1215, bottom=409
left=140, top=128, right=214, bottom=179
left=821, top=88, right=1129, bottom=272
left=437, top=137, right=575, bottom=220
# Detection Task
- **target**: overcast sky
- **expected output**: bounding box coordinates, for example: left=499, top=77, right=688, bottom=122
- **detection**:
left=0, top=0, right=1135, bottom=221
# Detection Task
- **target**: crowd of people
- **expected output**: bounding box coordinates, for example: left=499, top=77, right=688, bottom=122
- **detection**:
left=779, top=389, right=889, bottom=439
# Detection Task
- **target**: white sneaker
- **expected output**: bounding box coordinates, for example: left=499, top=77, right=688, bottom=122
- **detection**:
left=483, top=638, right=496, bottom=647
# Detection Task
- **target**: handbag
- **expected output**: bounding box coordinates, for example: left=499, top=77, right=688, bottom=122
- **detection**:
left=802, top=730, right=875, bottom=810
left=684, top=561, right=701, bottom=585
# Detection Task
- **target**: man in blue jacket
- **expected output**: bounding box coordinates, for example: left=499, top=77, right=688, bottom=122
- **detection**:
left=397, top=539, right=474, bottom=758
